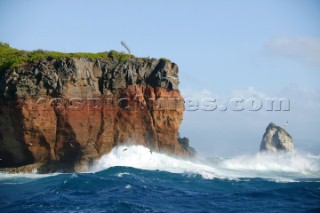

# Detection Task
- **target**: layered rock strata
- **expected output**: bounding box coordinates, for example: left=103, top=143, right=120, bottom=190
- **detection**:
left=0, top=54, right=193, bottom=172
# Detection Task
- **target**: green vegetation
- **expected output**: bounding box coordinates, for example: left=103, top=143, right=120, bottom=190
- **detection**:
left=0, top=42, right=134, bottom=72
left=108, top=50, right=133, bottom=63
left=160, top=57, right=171, bottom=62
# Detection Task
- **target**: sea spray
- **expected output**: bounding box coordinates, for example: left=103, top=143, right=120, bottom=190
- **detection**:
left=219, top=151, right=320, bottom=175
left=91, top=145, right=320, bottom=181
left=90, top=145, right=218, bottom=179
left=1, top=145, right=320, bottom=212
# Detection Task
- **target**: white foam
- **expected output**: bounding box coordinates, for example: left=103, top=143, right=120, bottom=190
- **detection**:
left=116, top=172, right=131, bottom=177
left=1, top=145, right=319, bottom=182
left=0, top=172, right=60, bottom=184
left=91, top=145, right=218, bottom=179
left=218, top=152, right=320, bottom=177
left=0, top=172, right=58, bottom=180
left=91, top=145, right=320, bottom=181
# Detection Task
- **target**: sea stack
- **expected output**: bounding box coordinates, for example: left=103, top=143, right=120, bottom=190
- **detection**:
left=0, top=44, right=193, bottom=172
left=260, top=122, right=294, bottom=152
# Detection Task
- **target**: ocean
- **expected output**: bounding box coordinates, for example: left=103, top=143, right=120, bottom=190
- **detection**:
left=1, top=145, right=319, bottom=213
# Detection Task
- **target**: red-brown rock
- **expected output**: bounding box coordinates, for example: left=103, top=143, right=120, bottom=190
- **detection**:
left=0, top=56, right=193, bottom=172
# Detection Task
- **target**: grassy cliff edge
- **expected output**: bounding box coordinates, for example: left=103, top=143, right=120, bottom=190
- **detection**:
left=0, top=42, right=135, bottom=72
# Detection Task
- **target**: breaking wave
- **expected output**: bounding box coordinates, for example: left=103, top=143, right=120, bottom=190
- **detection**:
left=0, top=145, right=319, bottom=183
left=91, top=145, right=320, bottom=182
left=1, top=145, right=320, bottom=212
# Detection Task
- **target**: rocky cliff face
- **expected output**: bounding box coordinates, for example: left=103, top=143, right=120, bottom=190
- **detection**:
left=260, top=122, right=294, bottom=152
left=0, top=53, right=193, bottom=172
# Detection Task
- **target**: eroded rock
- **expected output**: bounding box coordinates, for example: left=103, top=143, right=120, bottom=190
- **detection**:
left=260, top=122, right=294, bottom=152
left=0, top=55, right=192, bottom=172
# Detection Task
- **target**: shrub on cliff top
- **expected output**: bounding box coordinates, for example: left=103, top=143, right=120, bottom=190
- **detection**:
left=108, top=50, right=133, bottom=62
left=0, top=42, right=27, bottom=71
left=0, top=43, right=134, bottom=72
left=160, top=57, right=171, bottom=62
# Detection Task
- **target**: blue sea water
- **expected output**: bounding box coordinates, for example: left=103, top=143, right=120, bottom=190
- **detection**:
left=1, top=146, right=319, bottom=213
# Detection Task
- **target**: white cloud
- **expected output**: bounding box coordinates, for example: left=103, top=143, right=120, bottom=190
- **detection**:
left=266, top=36, right=320, bottom=68
left=278, top=84, right=320, bottom=110
left=181, top=88, right=214, bottom=99
left=231, top=87, right=269, bottom=99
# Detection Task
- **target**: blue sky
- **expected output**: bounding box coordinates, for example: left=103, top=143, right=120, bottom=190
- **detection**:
left=1, top=0, right=319, bottom=156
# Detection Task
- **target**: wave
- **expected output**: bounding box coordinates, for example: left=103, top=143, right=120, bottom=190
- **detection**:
left=218, top=152, right=320, bottom=176
left=1, top=145, right=319, bottom=182
left=91, top=145, right=218, bottom=179
left=91, top=145, right=320, bottom=182
left=0, top=172, right=59, bottom=184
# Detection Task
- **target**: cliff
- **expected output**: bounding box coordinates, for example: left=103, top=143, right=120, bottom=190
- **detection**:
left=260, top=122, right=294, bottom=152
left=0, top=43, right=193, bottom=172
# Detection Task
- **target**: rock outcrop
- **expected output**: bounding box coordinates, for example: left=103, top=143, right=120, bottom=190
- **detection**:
left=178, top=135, right=196, bottom=156
left=260, top=122, right=294, bottom=152
left=0, top=48, right=193, bottom=172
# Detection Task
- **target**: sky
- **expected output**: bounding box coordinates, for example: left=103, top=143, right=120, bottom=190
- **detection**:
left=0, top=0, right=319, bottom=156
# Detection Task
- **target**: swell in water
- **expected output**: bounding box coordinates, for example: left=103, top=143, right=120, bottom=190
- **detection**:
left=1, top=145, right=319, bottom=212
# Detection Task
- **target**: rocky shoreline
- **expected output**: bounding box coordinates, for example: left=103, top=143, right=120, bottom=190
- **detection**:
left=0, top=45, right=194, bottom=173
